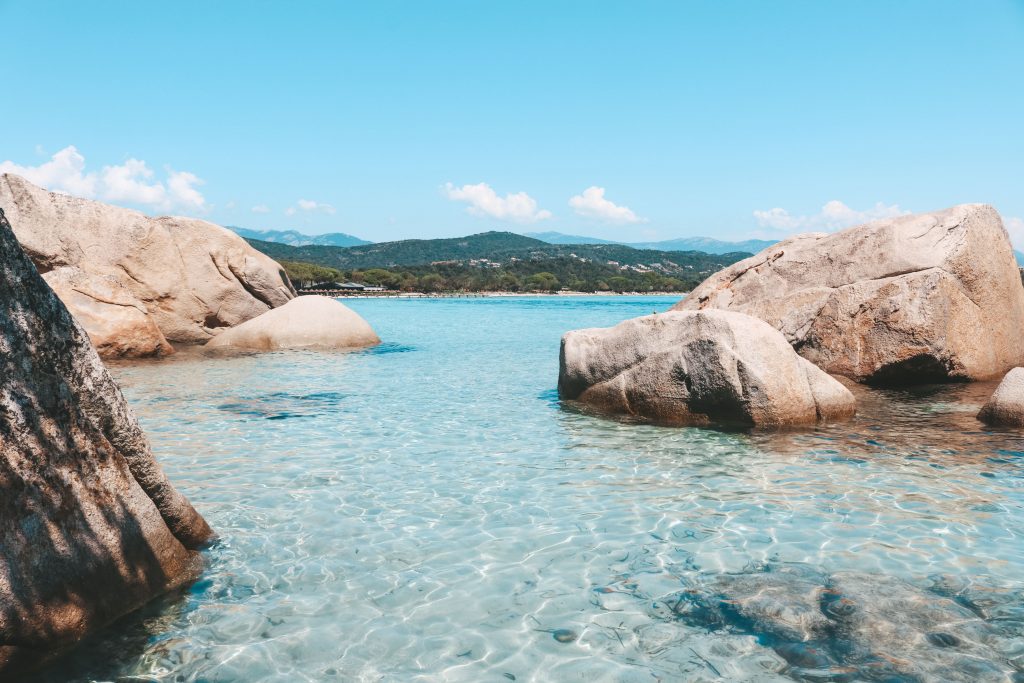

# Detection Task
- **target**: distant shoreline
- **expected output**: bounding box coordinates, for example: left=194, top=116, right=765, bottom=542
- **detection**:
left=304, top=290, right=686, bottom=299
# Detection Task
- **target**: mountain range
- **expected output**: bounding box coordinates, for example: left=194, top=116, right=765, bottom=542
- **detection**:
left=227, top=226, right=371, bottom=247
left=228, top=225, right=774, bottom=257
left=523, top=231, right=776, bottom=255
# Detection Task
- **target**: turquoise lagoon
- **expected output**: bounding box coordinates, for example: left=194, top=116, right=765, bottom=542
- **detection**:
left=40, top=296, right=1024, bottom=682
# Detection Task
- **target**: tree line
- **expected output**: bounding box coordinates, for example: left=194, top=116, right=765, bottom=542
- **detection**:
left=281, top=258, right=697, bottom=293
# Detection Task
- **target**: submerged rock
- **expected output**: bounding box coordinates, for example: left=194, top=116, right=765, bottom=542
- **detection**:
left=978, top=367, right=1024, bottom=427
left=0, top=173, right=295, bottom=358
left=204, top=295, right=380, bottom=352
left=673, top=205, right=1024, bottom=385
left=668, top=564, right=1024, bottom=682
left=0, top=208, right=213, bottom=676
left=558, top=309, right=855, bottom=427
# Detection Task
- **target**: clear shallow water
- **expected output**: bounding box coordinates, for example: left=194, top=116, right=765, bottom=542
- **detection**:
left=39, top=296, right=1024, bottom=682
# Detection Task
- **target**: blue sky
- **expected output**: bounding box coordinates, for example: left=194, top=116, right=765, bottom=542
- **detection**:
left=1, top=0, right=1022, bottom=244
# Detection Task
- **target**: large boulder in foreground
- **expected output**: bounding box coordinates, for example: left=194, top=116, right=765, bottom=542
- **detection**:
left=205, top=295, right=380, bottom=352
left=673, top=205, right=1024, bottom=385
left=0, top=208, right=213, bottom=676
left=558, top=309, right=855, bottom=427
left=0, top=173, right=296, bottom=358
left=978, top=367, right=1024, bottom=427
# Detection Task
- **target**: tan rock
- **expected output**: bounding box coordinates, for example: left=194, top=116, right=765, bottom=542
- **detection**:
left=205, top=295, right=380, bottom=352
left=0, top=173, right=296, bottom=358
left=673, top=205, right=1024, bottom=384
left=0, top=208, right=213, bottom=677
left=978, top=367, right=1024, bottom=426
left=42, top=266, right=173, bottom=358
left=558, top=309, right=855, bottom=427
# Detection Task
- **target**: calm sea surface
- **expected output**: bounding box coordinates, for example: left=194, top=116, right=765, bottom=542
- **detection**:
left=40, top=296, right=1024, bottom=682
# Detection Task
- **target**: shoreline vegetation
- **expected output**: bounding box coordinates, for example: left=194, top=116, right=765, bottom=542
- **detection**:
left=301, top=289, right=686, bottom=298
left=278, top=258, right=716, bottom=295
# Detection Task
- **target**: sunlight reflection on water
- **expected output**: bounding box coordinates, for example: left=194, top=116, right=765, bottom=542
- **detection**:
left=38, top=296, right=1024, bottom=682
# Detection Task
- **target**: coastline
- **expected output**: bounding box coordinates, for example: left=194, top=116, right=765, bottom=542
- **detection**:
left=308, top=290, right=686, bottom=299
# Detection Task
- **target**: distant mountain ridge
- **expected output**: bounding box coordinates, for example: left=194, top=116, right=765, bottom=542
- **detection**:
left=228, top=225, right=371, bottom=247
left=524, top=231, right=775, bottom=255
left=522, top=231, right=618, bottom=245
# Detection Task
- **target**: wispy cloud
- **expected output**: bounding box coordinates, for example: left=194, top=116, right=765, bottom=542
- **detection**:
left=0, top=145, right=206, bottom=212
left=444, top=182, right=552, bottom=223
left=753, top=200, right=908, bottom=234
left=568, top=186, right=645, bottom=224
left=251, top=204, right=271, bottom=214
left=285, top=198, right=336, bottom=216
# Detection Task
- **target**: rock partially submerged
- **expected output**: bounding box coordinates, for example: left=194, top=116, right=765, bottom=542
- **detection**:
left=0, top=208, right=213, bottom=676
left=669, top=564, right=1024, bottom=682
left=978, top=367, right=1024, bottom=427
left=673, top=205, right=1024, bottom=385
left=204, top=295, right=380, bottom=352
left=558, top=309, right=855, bottom=427
left=0, top=173, right=296, bottom=358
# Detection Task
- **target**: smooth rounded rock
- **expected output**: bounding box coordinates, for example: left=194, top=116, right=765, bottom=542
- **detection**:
left=558, top=309, right=856, bottom=428
left=205, top=295, right=380, bottom=352
left=978, top=367, right=1024, bottom=427
left=673, top=204, right=1024, bottom=385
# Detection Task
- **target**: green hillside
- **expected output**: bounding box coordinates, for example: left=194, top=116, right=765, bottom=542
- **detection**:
left=250, top=231, right=750, bottom=293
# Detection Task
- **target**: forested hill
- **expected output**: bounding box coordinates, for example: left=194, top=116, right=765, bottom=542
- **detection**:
left=245, top=231, right=751, bottom=293
left=245, top=230, right=749, bottom=271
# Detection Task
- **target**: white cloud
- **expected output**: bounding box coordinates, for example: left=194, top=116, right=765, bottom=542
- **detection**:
left=1005, top=217, right=1024, bottom=250
left=444, top=182, right=552, bottom=223
left=0, top=145, right=97, bottom=197
left=568, top=186, right=645, bottom=224
left=251, top=204, right=271, bottom=214
left=0, top=145, right=206, bottom=212
left=225, top=200, right=236, bottom=210
left=753, top=200, right=908, bottom=233
left=286, top=198, right=336, bottom=216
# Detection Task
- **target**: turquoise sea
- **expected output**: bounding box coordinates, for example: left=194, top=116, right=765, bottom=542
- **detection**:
left=39, top=296, right=1024, bottom=682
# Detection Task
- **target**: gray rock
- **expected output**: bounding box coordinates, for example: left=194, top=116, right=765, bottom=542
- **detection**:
left=673, top=205, right=1024, bottom=385
left=978, top=367, right=1024, bottom=427
left=669, top=564, right=1023, bottom=682
left=0, top=208, right=213, bottom=677
left=558, top=309, right=855, bottom=427
left=0, top=173, right=296, bottom=358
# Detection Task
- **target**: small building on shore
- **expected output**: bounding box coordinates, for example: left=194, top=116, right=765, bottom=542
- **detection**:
left=299, top=281, right=387, bottom=294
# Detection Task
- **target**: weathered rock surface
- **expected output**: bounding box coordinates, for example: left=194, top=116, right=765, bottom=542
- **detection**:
left=978, top=367, right=1024, bottom=427
left=204, top=295, right=380, bottom=352
left=0, top=208, right=213, bottom=676
left=42, top=267, right=173, bottom=358
left=669, top=564, right=1024, bottom=682
left=558, top=309, right=855, bottom=427
left=0, top=173, right=296, bottom=358
left=673, top=205, right=1024, bottom=385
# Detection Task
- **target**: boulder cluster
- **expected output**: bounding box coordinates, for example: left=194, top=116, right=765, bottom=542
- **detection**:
left=0, top=178, right=379, bottom=678
left=560, top=204, right=1024, bottom=428
left=0, top=173, right=379, bottom=357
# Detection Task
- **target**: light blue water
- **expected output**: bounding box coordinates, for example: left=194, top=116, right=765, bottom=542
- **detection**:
left=40, top=296, right=1024, bottom=682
